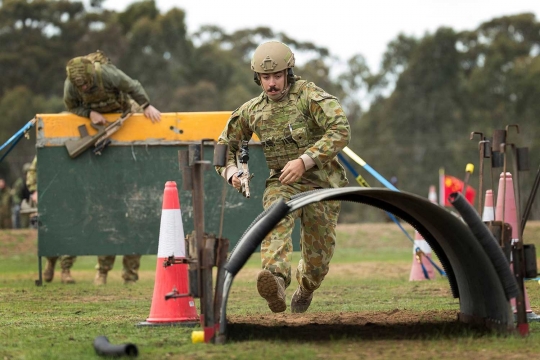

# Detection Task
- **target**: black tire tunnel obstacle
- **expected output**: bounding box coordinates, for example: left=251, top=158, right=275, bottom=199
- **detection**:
left=217, top=187, right=519, bottom=342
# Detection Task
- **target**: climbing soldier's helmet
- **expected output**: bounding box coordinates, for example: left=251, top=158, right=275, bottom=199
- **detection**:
left=66, top=57, right=94, bottom=89
left=250, top=41, right=296, bottom=85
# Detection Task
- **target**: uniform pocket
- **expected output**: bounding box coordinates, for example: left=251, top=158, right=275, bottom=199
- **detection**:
left=291, top=127, right=309, bottom=148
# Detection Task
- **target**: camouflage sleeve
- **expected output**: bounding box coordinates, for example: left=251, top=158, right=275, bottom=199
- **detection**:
left=63, top=79, right=91, bottom=118
left=26, top=156, right=37, bottom=192
left=215, top=106, right=253, bottom=178
left=11, top=178, right=24, bottom=204
left=102, top=65, right=150, bottom=107
left=301, top=83, right=351, bottom=169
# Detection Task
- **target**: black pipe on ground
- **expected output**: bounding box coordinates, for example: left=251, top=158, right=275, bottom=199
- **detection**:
left=93, top=336, right=138, bottom=357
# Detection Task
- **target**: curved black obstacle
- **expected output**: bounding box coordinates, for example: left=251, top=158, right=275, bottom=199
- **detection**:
left=217, top=187, right=516, bottom=343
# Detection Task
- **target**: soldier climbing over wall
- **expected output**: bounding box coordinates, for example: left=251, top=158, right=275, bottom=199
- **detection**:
left=63, top=51, right=161, bottom=285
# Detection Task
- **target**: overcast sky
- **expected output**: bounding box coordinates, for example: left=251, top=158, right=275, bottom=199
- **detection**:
left=99, top=0, right=540, bottom=71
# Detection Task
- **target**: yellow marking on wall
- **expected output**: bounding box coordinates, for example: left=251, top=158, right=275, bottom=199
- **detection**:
left=37, top=112, right=260, bottom=145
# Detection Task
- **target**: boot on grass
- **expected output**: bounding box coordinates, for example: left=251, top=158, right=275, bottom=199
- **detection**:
left=43, top=258, right=57, bottom=283
left=290, top=286, right=314, bottom=313
left=61, top=269, right=75, bottom=284
left=94, top=271, right=107, bottom=286
left=257, top=270, right=286, bottom=313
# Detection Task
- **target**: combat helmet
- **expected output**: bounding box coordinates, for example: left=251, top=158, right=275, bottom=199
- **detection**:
left=251, top=41, right=296, bottom=85
left=66, top=57, right=94, bottom=88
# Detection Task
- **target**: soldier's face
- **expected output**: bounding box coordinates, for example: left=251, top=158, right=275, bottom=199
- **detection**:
left=260, top=71, right=286, bottom=97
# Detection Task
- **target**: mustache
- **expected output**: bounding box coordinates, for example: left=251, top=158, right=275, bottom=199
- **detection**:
left=267, top=85, right=280, bottom=92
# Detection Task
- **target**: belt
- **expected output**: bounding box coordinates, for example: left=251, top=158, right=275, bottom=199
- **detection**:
left=261, top=135, right=294, bottom=147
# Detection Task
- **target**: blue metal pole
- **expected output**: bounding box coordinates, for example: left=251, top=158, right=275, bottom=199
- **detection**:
left=338, top=149, right=446, bottom=277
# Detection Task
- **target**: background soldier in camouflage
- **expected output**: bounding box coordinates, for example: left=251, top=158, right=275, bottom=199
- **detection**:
left=11, top=163, right=31, bottom=229
left=0, top=178, right=12, bottom=229
left=215, top=41, right=350, bottom=313
left=19, top=162, right=34, bottom=228
left=64, top=51, right=161, bottom=285
left=27, top=156, right=77, bottom=283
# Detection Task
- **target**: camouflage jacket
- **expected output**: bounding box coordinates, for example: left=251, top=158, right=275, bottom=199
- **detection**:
left=216, top=80, right=350, bottom=188
left=63, top=64, right=150, bottom=118
left=0, top=187, right=12, bottom=209
left=26, top=156, right=37, bottom=192
left=11, top=177, right=25, bottom=204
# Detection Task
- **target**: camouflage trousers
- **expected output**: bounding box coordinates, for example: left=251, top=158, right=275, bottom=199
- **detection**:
left=261, top=179, right=340, bottom=292
left=96, top=255, right=141, bottom=281
left=47, top=256, right=77, bottom=270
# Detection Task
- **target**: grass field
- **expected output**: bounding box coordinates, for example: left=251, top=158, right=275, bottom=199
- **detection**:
left=1, top=222, right=540, bottom=359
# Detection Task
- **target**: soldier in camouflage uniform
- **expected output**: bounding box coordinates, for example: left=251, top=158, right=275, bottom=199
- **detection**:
left=11, top=170, right=26, bottom=229
left=0, top=178, right=12, bottom=229
left=19, top=162, right=34, bottom=228
left=27, top=156, right=77, bottom=283
left=64, top=52, right=161, bottom=285
left=215, top=41, right=350, bottom=313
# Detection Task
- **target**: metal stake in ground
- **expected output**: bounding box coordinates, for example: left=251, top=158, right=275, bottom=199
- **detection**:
left=491, top=129, right=507, bottom=211
left=470, top=131, right=490, bottom=215
left=500, top=140, right=528, bottom=335
left=171, top=139, right=230, bottom=344
left=462, top=163, right=474, bottom=197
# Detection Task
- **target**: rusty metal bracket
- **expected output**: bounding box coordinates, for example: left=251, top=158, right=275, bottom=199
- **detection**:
left=166, top=140, right=230, bottom=344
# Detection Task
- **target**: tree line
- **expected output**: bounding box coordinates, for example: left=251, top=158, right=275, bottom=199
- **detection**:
left=1, top=0, right=539, bottom=220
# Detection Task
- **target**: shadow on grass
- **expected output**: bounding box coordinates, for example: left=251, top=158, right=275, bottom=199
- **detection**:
left=227, top=321, right=500, bottom=342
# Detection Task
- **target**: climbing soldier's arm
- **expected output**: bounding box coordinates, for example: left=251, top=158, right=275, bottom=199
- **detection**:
left=103, top=66, right=150, bottom=108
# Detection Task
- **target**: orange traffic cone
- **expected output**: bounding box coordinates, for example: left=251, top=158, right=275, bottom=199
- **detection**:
left=409, top=186, right=436, bottom=281
left=481, top=189, right=495, bottom=222
left=138, top=181, right=199, bottom=326
left=495, top=172, right=539, bottom=322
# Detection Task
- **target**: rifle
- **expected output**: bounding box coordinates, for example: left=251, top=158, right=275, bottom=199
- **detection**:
left=64, top=112, right=132, bottom=158
left=236, top=140, right=254, bottom=198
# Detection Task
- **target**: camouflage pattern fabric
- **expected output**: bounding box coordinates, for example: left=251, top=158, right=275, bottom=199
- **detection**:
left=63, top=63, right=150, bottom=118
left=66, top=57, right=94, bottom=88
left=96, top=255, right=141, bottom=281
left=0, top=186, right=12, bottom=229
left=11, top=177, right=24, bottom=205
left=261, top=180, right=340, bottom=291
left=47, top=256, right=77, bottom=270
left=26, top=156, right=37, bottom=192
left=216, top=80, right=350, bottom=189
left=216, top=77, right=350, bottom=292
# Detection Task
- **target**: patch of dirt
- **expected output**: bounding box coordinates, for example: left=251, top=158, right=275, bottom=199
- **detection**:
left=226, top=309, right=493, bottom=342
left=0, top=229, right=37, bottom=256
